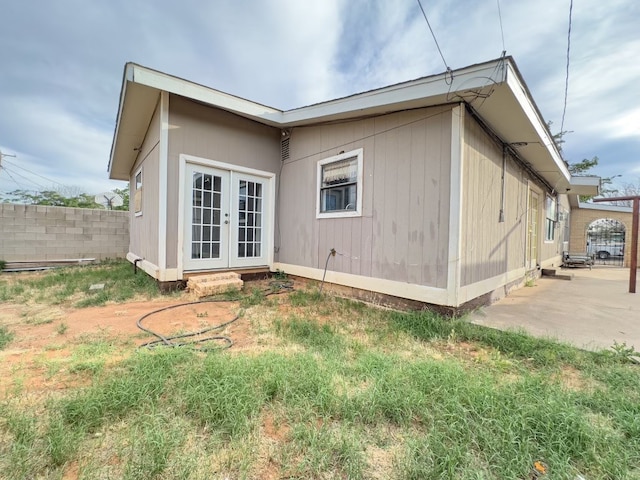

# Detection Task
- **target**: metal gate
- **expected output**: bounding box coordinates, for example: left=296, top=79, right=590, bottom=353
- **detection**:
left=586, top=218, right=625, bottom=266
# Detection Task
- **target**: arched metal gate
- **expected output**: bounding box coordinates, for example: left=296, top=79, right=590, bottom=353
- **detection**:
left=586, top=218, right=625, bottom=266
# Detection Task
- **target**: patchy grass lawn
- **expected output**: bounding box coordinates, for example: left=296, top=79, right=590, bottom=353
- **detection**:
left=1, top=265, right=639, bottom=479
left=0, top=259, right=162, bottom=308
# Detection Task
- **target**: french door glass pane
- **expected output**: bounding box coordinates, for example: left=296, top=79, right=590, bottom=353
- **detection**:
left=237, top=179, right=263, bottom=259
left=191, top=171, right=223, bottom=260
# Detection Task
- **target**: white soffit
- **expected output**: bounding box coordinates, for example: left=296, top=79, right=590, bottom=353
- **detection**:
left=109, top=81, right=160, bottom=180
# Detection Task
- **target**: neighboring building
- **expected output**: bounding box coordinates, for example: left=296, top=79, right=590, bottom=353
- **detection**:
left=108, top=56, right=598, bottom=309
left=569, top=199, right=637, bottom=267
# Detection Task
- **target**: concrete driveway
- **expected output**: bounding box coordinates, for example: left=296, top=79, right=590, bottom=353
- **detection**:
left=468, top=267, right=640, bottom=352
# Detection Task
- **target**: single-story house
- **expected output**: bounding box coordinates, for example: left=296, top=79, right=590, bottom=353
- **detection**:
left=108, top=56, right=599, bottom=309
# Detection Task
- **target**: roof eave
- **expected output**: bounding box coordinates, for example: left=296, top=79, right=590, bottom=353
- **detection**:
left=108, top=57, right=574, bottom=189
left=108, top=63, right=135, bottom=180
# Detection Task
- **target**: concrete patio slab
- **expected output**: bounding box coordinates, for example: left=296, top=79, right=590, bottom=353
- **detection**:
left=468, top=267, right=640, bottom=352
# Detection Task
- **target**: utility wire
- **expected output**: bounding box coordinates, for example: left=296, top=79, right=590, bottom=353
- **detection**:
left=2, top=157, right=65, bottom=187
left=415, top=0, right=452, bottom=83
left=0, top=164, right=47, bottom=190
left=496, top=0, right=506, bottom=54
left=0, top=166, right=30, bottom=191
left=560, top=0, right=573, bottom=135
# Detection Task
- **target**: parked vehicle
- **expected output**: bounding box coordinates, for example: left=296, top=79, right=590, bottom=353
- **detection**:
left=587, top=243, right=624, bottom=259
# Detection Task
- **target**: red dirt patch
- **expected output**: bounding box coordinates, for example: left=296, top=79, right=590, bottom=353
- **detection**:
left=0, top=296, right=257, bottom=396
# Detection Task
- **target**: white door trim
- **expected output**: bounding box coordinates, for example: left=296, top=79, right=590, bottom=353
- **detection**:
left=526, top=182, right=542, bottom=270
left=177, top=154, right=275, bottom=278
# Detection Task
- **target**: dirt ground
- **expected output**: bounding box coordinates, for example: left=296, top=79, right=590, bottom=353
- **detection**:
left=0, top=293, right=262, bottom=396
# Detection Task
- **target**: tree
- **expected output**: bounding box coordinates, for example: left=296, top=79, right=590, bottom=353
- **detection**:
left=1, top=188, right=109, bottom=209
left=548, top=120, right=571, bottom=154
left=601, top=179, right=640, bottom=208
left=568, top=156, right=599, bottom=175
left=110, top=184, right=130, bottom=211
left=547, top=121, right=640, bottom=204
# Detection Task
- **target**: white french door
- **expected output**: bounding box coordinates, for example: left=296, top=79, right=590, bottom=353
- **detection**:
left=229, top=172, right=268, bottom=268
left=184, top=163, right=269, bottom=271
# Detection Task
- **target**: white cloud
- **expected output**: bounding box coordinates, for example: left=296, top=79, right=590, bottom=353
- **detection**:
left=1, top=0, right=639, bottom=192
left=0, top=96, right=123, bottom=194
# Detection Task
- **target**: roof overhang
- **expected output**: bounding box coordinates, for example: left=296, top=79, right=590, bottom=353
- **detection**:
left=573, top=201, right=632, bottom=213
left=108, top=57, right=580, bottom=188
left=567, top=176, right=601, bottom=196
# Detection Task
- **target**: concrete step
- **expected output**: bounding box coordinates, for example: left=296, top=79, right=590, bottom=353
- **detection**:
left=187, top=272, right=244, bottom=298
left=541, top=268, right=573, bottom=281
left=188, top=272, right=241, bottom=284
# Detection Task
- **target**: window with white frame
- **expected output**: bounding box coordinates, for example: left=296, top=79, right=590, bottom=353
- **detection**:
left=317, top=148, right=363, bottom=218
left=134, top=169, right=143, bottom=216
left=545, top=194, right=556, bottom=241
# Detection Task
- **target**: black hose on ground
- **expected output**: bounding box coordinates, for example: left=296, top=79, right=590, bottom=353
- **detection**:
left=136, top=279, right=293, bottom=352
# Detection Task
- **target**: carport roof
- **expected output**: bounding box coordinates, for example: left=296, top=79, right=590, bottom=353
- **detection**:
left=108, top=56, right=597, bottom=196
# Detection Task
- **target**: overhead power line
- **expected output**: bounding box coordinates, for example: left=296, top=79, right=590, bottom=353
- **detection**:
left=415, top=0, right=453, bottom=83
left=0, top=164, right=47, bottom=190
left=0, top=165, right=30, bottom=191
left=560, top=0, right=574, bottom=135
left=2, top=157, right=65, bottom=187
left=496, top=0, right=506, bottom=54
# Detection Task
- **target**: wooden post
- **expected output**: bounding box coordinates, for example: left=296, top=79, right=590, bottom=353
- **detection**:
left=630, top=198, right=639, bottom=293
left=593, top=195, right=640, bottom=293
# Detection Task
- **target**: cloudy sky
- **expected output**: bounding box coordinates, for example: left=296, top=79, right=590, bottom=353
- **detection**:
left=0, top=0, right=638, bottom=198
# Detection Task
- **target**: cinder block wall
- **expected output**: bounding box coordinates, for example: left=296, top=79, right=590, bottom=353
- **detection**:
left=0, top=204, right=129, bottom=262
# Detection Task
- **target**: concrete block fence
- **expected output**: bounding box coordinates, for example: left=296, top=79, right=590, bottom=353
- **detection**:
left=0, top=204, right=129, bottom=262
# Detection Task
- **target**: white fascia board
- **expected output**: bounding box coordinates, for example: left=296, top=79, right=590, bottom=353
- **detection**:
left=108, top=65, right=133, bottom=178
left=577, top=202, right=633, bottom=213
left=281, top=61, right=504, bottom=125
left=126, top=61, right=505, bottom=129
left=505, top=64, right=570, bottom=182
left=130, top=64, right=284, bottom=125
left=568, top=176, right=600, bottom=196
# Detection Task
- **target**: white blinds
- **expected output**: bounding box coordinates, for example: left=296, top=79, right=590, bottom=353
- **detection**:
left=322, top=157, right=358, bottom=186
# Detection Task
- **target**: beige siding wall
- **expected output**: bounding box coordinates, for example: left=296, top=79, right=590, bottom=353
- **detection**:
left=129, top=98, right=161, bottom=266
left=167, top=95, right=282, bottom=269
left=460, top=113, right=565, bottom=287
left=279, top=105, right=452, bottom=288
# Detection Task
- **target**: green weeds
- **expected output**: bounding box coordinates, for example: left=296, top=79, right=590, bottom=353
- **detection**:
left=0, top=259, right=161, bottom=308
left=2, top=291, right=640, bottom=478
left=275, top=316, right=344, bottom=353
left=389, top=309, right=607, bottom=367
left=0, top=325, right=14, bottom=349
